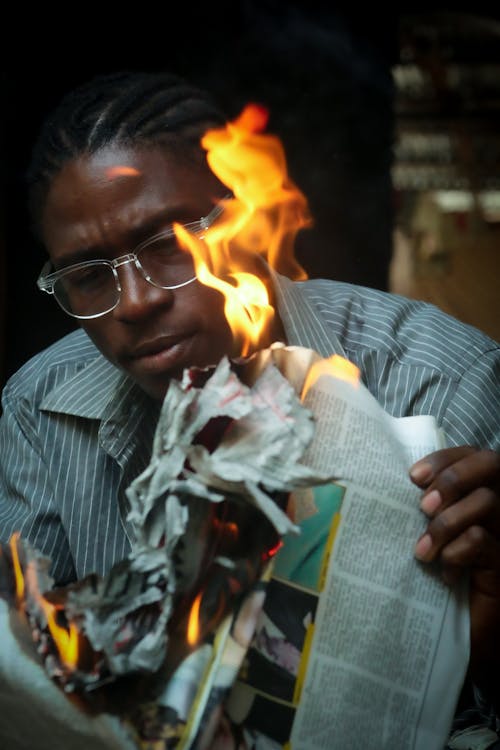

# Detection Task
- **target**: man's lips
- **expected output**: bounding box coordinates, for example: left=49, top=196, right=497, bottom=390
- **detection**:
left=124, top=334, right=193, bottom=374
left=128, top=335, right=187, bottom=359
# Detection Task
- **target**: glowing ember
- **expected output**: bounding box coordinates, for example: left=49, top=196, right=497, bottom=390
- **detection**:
left=263, top=539, right=284, bottom=562
left=301, top=354, right=360, bottom=399
left=187, top=591, right=203, bottom=647
left=174, top=103, right=312, bottom=356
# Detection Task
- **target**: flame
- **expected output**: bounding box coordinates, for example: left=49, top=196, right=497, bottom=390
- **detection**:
left=9, top=532, right=25, bottom=601
left=175, top=103, right=312, bottom=357
left=187, top=591, right=203, bottom=647
left=9, top=534, right=79, bottom=669
left=24, top=563, right=79, bottom=668
left=301, top=355, right=360, bottom=399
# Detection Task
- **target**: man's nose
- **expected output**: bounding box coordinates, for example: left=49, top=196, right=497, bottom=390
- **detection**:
left=112, top=262, right=174, bottom=322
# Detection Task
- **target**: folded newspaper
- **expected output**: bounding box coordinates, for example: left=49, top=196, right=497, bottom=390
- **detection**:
left=0, top=344, right=469, bottom=750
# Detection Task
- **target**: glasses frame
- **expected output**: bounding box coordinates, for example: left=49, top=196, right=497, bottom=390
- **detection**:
left=37, top=196, right=230, bottom=320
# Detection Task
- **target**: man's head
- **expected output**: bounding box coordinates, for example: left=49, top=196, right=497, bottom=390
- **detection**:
left=27, top=71, right=228, bottom=237
left=28, top=71, right=283, bottom=399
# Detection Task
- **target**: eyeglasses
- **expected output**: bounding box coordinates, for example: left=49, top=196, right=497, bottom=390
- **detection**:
left=37, top=198, right=228, bottom=320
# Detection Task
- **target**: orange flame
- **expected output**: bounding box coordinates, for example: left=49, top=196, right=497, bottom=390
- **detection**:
left=301, top=355, right=360, bottom=399
left=175, top=104, right=312, bottom=357
left=25, top=563, right=79, bottom=668
left=9, top=532, right=25, bottom=602
left=187, top=591, right=203, bottom=647
left=9, top=534, right=79, bottom=669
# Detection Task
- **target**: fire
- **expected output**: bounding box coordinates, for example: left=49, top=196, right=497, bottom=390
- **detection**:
left=174, top=103, right=312, bottom=356
left=262, top=539, right=284, bottom=562
left=9, top=532, right=25, bottom=602
left=9, top=534, right=79, bottom=669
left=187, top=591, right=203, bottom=647
left=301, top=354, right=360, bottom=399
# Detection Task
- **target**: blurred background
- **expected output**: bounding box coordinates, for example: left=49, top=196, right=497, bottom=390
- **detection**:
left=2, top=3, right=499, bottom=389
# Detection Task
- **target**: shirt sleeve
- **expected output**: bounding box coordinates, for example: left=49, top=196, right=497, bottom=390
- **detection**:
left=0, top=391, right=77, bottom=585
left=441, top=347, right=500, bottom=451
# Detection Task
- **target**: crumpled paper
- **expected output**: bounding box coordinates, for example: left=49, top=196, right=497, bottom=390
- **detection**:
left=127, top=353, right=324, bottom=540
left=69, top=353, right=331, bottom=675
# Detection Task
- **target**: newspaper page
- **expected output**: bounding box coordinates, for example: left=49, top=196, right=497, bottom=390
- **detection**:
left=226, top=366, right=469, bottom=750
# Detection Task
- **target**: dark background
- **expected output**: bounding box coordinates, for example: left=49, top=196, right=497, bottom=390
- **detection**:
left=0, top=3, right=412, bottom=388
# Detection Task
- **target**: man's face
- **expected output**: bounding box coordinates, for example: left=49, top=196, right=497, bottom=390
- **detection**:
left=41, top=144, right=238, bottom=400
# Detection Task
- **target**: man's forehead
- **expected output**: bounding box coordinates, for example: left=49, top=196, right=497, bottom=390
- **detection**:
left=42, top=147, right=221, bottom=254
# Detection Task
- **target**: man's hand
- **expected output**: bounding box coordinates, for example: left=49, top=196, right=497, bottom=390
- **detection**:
left=410, top=446, right=500, bottom=699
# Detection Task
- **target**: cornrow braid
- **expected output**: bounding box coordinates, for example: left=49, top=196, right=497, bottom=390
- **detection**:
left=27, top=70, right=227, bottom=236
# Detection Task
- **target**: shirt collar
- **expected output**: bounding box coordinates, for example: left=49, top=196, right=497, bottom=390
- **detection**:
left=39, top=351, right=160, bottom=465
left=39, top=354, right=130, bottom=419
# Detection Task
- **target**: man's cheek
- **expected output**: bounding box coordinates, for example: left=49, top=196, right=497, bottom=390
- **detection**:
left=80, top=325, right=117, bottom=363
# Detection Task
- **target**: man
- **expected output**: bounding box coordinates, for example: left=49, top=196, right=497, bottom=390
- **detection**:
left=0, top=71, right=499, bottom=746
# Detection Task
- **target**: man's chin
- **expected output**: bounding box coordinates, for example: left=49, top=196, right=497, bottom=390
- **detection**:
left=132, top=372, right=178, bottom=401
left=120, top=339, right=239, bottom=400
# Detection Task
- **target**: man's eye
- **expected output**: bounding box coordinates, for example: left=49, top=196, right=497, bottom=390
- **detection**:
left=141, top=236, right=191, bottom=264
left=64, top=266, right=109, bottom=292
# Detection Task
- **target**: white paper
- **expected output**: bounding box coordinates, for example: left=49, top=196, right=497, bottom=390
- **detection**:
left=287, top=368, right=469, bottom=750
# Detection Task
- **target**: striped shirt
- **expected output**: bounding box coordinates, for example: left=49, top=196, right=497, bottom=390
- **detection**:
left=0, top=274, right=499, bottom=585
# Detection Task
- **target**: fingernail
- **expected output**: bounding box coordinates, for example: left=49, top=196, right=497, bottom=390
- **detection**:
left=414, top=534, right=433, bottom=561
left=420, top=489, right=442, bottom=515
left=410, top=462, right=433, bottom=484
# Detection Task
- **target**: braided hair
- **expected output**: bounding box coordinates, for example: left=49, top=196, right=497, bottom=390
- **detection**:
left=27, top=70, right=227, bottom=236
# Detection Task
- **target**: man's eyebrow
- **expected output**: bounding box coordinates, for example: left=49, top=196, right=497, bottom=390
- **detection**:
left=54, top=247, right=105, bottom=270
left=53, top=208, right=196, bottom=271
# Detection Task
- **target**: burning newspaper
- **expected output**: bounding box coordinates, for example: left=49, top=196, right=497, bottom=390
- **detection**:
left=0, top=346, right=334, bottom=750
left=0, top=344, right=469, bottom=750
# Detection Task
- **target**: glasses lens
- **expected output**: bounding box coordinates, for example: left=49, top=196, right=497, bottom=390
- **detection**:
left=137, top=233, right=196, bottom=288
left=54, top=263, right=118, bottom=318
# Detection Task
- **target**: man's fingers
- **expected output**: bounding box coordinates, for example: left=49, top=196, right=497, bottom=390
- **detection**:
left=440, top=525, right=495, bottom=568
left=417, top=525, right=500, bottom=595
left=412, top=449, right=500, bottom=512
left=410, top=446, right=476, bottom=487
left=414, top=487, right=500, bottom=561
